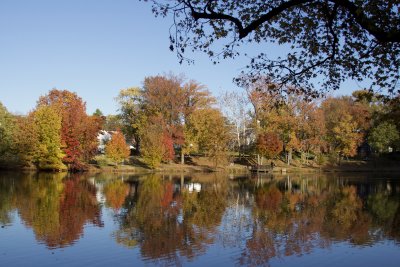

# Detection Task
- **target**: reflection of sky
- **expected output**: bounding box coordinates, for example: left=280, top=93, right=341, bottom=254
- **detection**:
left=1, top=204, right=400, bottom=267
left=1, top=175, right=400, bottom=267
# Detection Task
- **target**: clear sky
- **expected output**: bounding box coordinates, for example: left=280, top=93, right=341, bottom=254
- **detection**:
left=0, top=0, right=365, bottom=115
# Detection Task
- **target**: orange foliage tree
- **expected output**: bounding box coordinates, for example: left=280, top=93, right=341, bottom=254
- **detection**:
left=105, top=131, right=131, bottom=165
left=256, top=132, right=283, bottom=162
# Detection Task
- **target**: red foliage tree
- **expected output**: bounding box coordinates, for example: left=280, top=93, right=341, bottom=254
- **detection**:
left=162, top=131, right=175, bottom=163
left=256, top=132, right=283, bottom=160
left=37, top=89, right=102, bottom=171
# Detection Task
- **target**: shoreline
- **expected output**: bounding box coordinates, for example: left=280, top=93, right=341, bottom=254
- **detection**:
left=1, top=161, right=400, bottom=175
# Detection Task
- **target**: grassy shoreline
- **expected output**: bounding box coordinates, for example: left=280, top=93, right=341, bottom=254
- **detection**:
left=1, top=156, right=399, bottom=174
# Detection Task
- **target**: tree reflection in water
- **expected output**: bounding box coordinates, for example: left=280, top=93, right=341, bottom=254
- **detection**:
left=0, top=172, right=399, bottom=265
left=10, top=172, right=103, bottom=248
left=114, top=174, right=227, bottom=265
left=108, top=174, right=400, bottom=266
left=239, top=175, right=400, bottom=266
left=103, top=179, right=130, bottom=211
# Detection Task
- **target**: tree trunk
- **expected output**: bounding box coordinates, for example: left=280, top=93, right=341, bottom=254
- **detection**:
left=236, top=124, right=241, bottom=157
left=287, top=148, right=292, bottom=166
left=181, top=150, right=185, bottom=164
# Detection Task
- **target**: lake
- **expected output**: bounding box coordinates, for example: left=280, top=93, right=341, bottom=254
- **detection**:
left=0, top=171, right=399, bottom=266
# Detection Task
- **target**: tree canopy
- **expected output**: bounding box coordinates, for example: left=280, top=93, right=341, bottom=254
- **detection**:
left=146, top=0, right=400, bottom=96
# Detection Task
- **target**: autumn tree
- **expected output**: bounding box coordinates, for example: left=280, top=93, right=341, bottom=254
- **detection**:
left=265, top=97, right=301, bottom=165
left=181, top=80, right=215, bottom=163
left=0, top=102, right=15, bottom=164
left=117, top=75, right=215, bottom=164
left=140, top=120, right=164, bottom=168
left=245, top=84, right=301, bottom=165
left=256, top=132, right=283, bottom=164
left=296, top=101, right=327, bottom=163
left=142, top=75, right=185, bottom=126
left=105, top=131, right=131, bottom=165
left=322, top=96, right=365, bottom=162
left=116, top=87, right=146, bottom=150
left=147, top=0, right=400, bottom=96
left=33, top=106, right=66, bottom=171
left=162, top=131, right=175, bottom=163
left=331, top=113, right=362, bottom=160
left=82, top=115, right=104, bottom=162
left=38, top=89, right=102, bottom=170
left=12, top=114, right=39, bottom=167
left=187, top=108, right=232, bottom=168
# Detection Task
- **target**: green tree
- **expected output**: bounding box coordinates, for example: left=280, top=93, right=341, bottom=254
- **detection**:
left=105, top=131, right=131, bottom=165
left=12, top=114, right=39, bottom=167
left=0, top=102, right=15, bottom=162
left=93, top=108, right=104, bottom=117
left=368, top=122, right=399, bottom=153
left=33, top=106, right=66, bottom=171
left=116, top=87, right=146, bottom=149
left=103, top=115, right=124, bottom=131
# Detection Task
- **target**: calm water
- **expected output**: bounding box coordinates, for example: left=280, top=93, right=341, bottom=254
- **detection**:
left=0, top=172, right=399, bottom=267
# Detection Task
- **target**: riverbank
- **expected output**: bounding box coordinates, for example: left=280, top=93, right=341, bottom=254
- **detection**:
left=1, top=156, right=399, bottom=174
left=88, top=156, right=400, bottom=175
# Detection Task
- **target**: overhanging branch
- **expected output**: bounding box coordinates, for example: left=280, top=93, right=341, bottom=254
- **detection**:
left=184, top=0, right=400, bottom=43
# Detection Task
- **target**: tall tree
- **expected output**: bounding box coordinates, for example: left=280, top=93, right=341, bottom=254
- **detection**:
left=116, top=87, right=146, bottom=150
left=322, top=96, right=366, bottom=161
left=186, top=108, right=232, bottom=168
left=117, top=76, right=215, bottom=164
left=296, top=101, right=327, bottom=162
left=368, top=122, right=399, bottom=153
left=256, top=132, right=283, bottom=163
left=12, top=114, right=39, bottom=167
left=139, top=118, right=165, bottom=168
left=33, top=106, right=66, bottom=171
left=38, top=89, right=101, bottom=170
left=219, top=91, right=251, bottom=156
left=0, top=102, right=14, bottom=162
left=181, top=80, right=215, bottom=163
left=147, top=0, right=400, bottom=95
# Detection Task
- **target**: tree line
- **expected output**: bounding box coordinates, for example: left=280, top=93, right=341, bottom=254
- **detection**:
left=1, top=74, right=399, bottom=171
left=221, top=85, right=400, bottom=165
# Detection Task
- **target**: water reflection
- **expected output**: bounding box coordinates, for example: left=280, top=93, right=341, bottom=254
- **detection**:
left=113, top=174, right=226, bottom=264
left=0, top=172, right=399, bottom=266
left=0, top=172, right=103, bottom=249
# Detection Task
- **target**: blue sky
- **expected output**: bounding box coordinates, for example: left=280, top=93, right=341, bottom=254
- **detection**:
left=0, top=0, right=365, bottom=115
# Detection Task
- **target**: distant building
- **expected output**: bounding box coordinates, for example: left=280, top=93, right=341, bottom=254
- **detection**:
left=97, top=130, right=113, bottom=154
left=97, top=130, right=135, bottom=154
